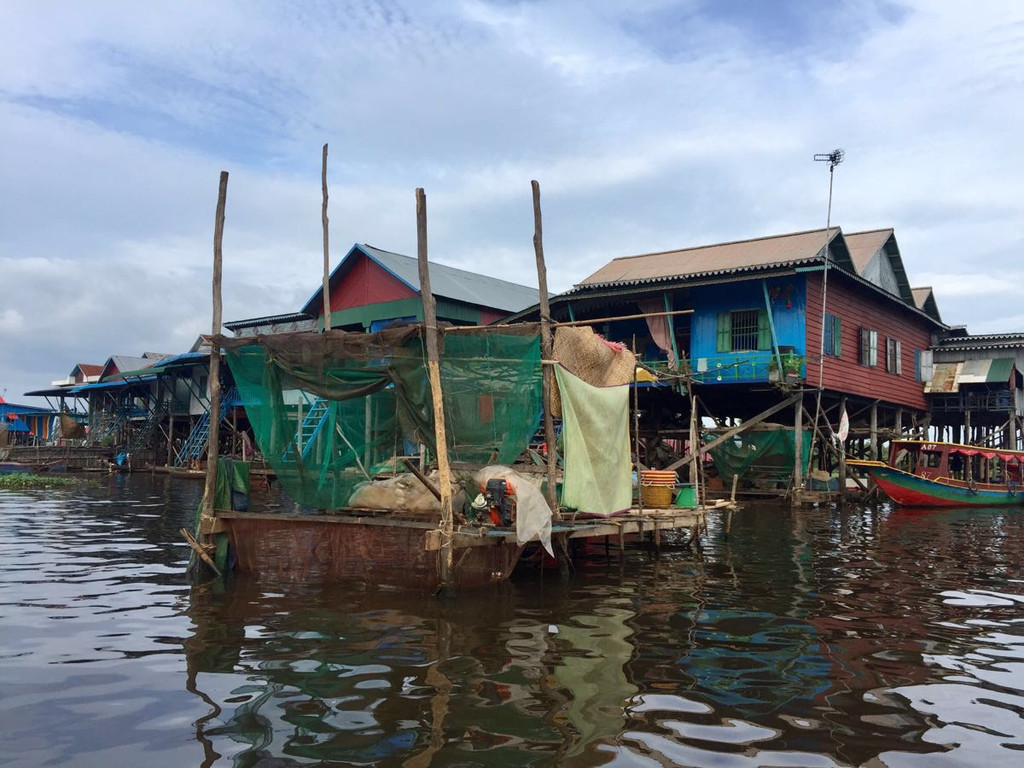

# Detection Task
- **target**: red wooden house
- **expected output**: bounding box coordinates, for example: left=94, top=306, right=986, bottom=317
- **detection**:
left=226, top=243, right=540, bottom=336
left=507, top=226, right=946, bottom=491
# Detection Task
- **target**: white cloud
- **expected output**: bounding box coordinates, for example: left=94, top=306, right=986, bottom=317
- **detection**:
left=1, top=0, right=1023, bottom=402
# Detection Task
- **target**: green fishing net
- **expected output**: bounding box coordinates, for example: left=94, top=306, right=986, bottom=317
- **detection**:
left=217, top=326, right=542, bottom=510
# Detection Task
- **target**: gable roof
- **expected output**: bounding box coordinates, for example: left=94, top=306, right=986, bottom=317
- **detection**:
left=911, top=286, right=943, bottom=323
left=575, top=228, right=853, bottom=288
left=845, top=228, right=892, bottom=273
left=299, top=243, right=541, bottom=316
left=99, top=355, right=167, bottom=381
left=844, top=228, right=913, bottom=302
left=70, top=363, right=103, bottom=377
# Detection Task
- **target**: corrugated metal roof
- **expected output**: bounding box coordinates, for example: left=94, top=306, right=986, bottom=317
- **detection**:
left=924, top=358, right=1015, bottom=392
left=104, top=356, right=157, bottom=378
left=576, top=228, right=844, bottom=288
left=845, top=229, right=892, bottom=273
left=308, top=243, right=541, bottom=314
left=224, top=312, right=313, bottom=331
left=938, top=333, right=1024, bottom=351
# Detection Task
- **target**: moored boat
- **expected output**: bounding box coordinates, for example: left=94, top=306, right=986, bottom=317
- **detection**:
left=848, top=440, right=1024, bottom=507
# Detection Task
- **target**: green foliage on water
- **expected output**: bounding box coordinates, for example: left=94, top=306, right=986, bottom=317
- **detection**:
left=0, top=473, right=89, bottom=490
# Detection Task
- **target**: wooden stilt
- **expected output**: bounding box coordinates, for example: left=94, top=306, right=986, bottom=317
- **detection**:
left=793, top=393, right=804, bottom=497
left=869, top=401, right=878, bottom=461
left=416, top=188, right=455, bottom=593
left=838, top=396, right=847, bottom=503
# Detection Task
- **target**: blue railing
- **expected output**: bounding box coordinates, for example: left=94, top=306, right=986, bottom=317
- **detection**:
left=692, top=352, right=805, bottom=384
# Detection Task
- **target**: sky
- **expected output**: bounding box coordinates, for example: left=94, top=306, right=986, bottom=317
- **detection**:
left=2, top=0, right=1023, bottom=402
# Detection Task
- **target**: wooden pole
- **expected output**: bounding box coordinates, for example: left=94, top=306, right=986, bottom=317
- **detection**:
left=321, top=144, right=332, bottom=331
left=416, top=188, right=455, bottom=592
left=633, top=337, right=643, bottom=515
left=689, top=394, right=700, bottom=505
left=793, top=393, right=804, bottom=497
left=869, top=402, right=878, bottom=461
left=201, top=171, right=228, bottom=521
left=531, top=181, right=560, bottom=521
left=838, top=396, right=847, bottom=503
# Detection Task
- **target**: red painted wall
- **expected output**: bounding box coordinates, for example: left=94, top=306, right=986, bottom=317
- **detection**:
left=805, top=272, right=933, bottom=410
left=327, top=254, right=417, bottom=314
left=478, top=308, right=507, bottom=325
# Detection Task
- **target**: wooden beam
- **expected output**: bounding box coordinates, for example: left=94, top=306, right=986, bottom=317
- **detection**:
left=664, top=392, right=802, bottom=472
left=416, top=188, right=455, bottom=591
left=402, top=457, right=442, bottom=502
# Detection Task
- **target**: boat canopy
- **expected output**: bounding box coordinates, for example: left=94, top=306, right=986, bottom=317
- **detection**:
left=892, top=440, right=1024, bottom=464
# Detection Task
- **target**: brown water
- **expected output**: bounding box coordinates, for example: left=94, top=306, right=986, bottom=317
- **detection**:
left=1, top=474, right=1022, bottom=767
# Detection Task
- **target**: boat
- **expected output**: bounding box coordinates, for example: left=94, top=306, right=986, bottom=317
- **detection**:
left=188, top=325, right=707, bottom=590
left=848, top=440, right=1024, bottom=507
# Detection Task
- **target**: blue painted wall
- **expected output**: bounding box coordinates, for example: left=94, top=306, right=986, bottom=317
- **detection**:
left=689, top=275, right=806, bottom=382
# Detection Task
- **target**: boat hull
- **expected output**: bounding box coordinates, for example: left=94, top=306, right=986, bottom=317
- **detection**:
left=222, top=513, right=523, bottom=589
left=848, top=460, right=1024, bottom=507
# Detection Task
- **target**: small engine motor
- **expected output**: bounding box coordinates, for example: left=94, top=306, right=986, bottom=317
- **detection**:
left=470, top=478, right=517, bottom=526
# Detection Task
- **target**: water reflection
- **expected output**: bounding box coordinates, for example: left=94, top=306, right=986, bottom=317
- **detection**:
left=2, top=476, right=1022, bottom=767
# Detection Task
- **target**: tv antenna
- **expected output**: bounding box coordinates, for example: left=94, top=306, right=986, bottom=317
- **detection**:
left=806, top=148, right=845, bottom=490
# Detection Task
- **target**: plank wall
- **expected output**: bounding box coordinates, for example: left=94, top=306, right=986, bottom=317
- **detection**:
left=805, top=271, right=933, bottom=410
left=328, top=253, right=416, bottom=313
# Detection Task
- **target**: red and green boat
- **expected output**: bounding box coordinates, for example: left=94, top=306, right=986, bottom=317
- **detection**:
left=848, top=440, right=1024, bottom=507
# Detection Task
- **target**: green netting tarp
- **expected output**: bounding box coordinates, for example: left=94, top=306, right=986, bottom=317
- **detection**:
left=555, top=365, right=633, bottom=515
left=707, top=425, right=812, bottom=485
left=218, top=326, right=542, bottom=510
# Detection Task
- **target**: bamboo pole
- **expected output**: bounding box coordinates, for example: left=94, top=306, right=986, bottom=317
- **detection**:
left=416, top=188, right=455, bottom=592
left=531, top=181, right=560, bottom=521
left=201, top=171, right=228, bottom=521
left=321, top=144, right=332, bottom=331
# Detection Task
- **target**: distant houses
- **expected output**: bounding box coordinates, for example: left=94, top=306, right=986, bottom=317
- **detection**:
left=11, top=230, right=1022, bottom=473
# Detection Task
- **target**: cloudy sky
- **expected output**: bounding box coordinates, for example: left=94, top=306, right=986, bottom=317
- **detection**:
left=2, top=0, right=1022, bottom=401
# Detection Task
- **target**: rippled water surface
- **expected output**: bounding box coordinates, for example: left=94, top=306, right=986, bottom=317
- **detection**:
left=1, top=474, right=1022, bottom=767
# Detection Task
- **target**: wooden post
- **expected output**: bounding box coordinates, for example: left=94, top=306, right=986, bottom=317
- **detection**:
left=689, top=394, right=700, bottom=506
left=201, top=171, right=228, bottom=521
left=869, top=402, right=878, bottom=461
left=895, top=406, right=904, bottom=438
left=167, top=412, right=174, bottom=467
left=794, top=394, right=804, bottom=498
left=416, top=188, right=455, bottom=592
left=531, top=181, right=560, bottom=520
left=838, top=396, right=847, bottom=503
left=633, top=336, right=644, bottom=516
left=964, top=410, right=971, bottom=445
left=321, top=144, right=332, bottom=331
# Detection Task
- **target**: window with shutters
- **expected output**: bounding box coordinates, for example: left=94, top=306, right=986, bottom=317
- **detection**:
left=717, top=309, right=770, bottom=352
left=859, top=328, right=878, bottom=366
left=823, top=313, right=842, bottom=356
left=886, top=337, right=902, bottom=374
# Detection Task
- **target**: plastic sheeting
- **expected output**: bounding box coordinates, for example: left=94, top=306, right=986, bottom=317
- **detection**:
left=476, top=465, right=553, bottom=556
left=555, top=366, right=632, bottom=516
